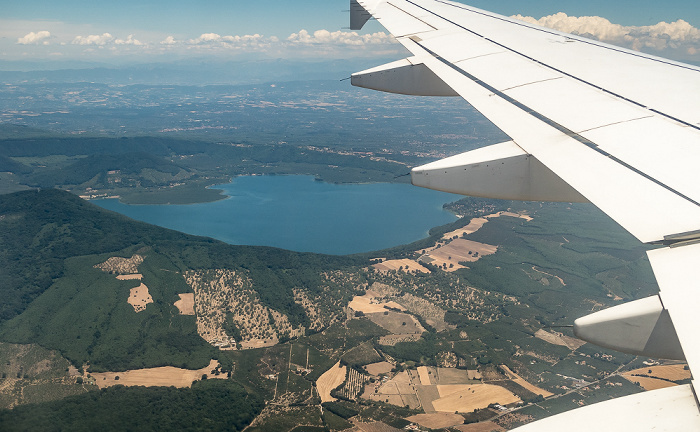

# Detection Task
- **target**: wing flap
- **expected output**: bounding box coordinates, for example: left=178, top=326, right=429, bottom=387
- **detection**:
left=648, top=242, right=700, bottom=397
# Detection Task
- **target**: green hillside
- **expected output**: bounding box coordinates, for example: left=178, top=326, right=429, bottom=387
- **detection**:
left=0, top=189, right=365, bottom=371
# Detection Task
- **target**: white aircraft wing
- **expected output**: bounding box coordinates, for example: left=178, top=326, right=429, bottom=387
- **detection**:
left=349, top=0, right=700, bottom=429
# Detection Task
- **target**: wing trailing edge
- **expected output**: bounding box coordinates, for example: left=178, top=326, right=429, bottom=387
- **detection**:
left=411, top=141, right=587, bottom=202
left=352, top=57, right=459, bottom=96
left=511, top=384, right=700, bottom=431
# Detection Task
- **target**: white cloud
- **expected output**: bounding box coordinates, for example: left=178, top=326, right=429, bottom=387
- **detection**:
left=17, top=31, right=51, bottom=45
left=72, top=33, right=115, bottom=45
left=187, top=32, right=270, bottom=48
left=160, top=35, right=177, bottom=45
left=115, top=35, right=143, bottom=46
left=287, top=29, right=395, bottom=46
left=512, top=13, right=700, bottom=58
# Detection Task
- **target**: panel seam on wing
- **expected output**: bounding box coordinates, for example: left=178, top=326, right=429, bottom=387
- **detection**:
left=404, top=0, right=700, bottom=131
left=410, top=39, right=700, bottom=209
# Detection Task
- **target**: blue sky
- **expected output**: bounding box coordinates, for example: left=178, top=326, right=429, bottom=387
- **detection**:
left=2, top=0, right=699, bottom=65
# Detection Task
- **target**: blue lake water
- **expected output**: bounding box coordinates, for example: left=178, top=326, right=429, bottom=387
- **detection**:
left=94, top=175, right=461, bottom=255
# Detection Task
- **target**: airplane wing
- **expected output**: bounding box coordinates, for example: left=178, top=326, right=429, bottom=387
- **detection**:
left=348, top=0, right=700, bottom=429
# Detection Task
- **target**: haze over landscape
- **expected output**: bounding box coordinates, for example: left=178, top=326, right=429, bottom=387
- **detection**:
left=0, top=1, right=698, bottom=431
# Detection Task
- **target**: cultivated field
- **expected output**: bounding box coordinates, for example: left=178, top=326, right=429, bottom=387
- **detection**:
left=365, top=361, right=394, bottom=376
left=432, top=384, right=520, bottom=413
left=174, top=293, right=195, bottom=315
left=441, top=211, right=531, bottom=241
left=454, top=422, right=505, bottom=432
left=116, top=273, right=142, bottom=280
left=349, top=293, right=406, bottom=314
left=435, top=368, right=473, bottom=385
left=621, top=375, right=678, bottom=391
left=366, top=365, right=522, bottom=415
left=316, top=361, right=347, bottom=403
left=372, top=258, right=429, bottom=274
left=621, top=364, right=690, bottom=390
left=500, top=365, right=553, bottom=397
left=406, top=413, right=465, bottom=429
left=625, top=364, right=690, bottom=381
left=378, top=334, right=422, bottom=346
left=417, top=366, right=433, bottom=385
left=91, top=359, right=225, bottom=389
left=534, top=329, right=585, bottom=350
left=127, top=283, right=153, bottom=312
left=421, top=239, right=497, bottom=272
left=367, top=311, right=424, bottom=336
left=442, top=217, right=490, bottom=239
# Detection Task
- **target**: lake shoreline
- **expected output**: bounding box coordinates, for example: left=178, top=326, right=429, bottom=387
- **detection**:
left=103, top=174, right=414, bottom=206
left=93, top=175, right=460, bottom=255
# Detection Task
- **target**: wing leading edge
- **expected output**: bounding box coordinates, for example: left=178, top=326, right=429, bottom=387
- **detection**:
left=348, top=0, right=700, bottom=429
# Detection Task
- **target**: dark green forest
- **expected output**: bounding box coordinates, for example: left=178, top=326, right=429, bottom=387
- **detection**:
left=0, top=380, right=263, bottom=432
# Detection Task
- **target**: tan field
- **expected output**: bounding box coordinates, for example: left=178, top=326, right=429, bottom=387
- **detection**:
left=497, top=211, right=533, bottom=221
left=240, top=338, right=278, bottom=349
left=364, top=370, right=421, bottom=409
left=432, top=384, right=520, bottom=412
left=621, top=375, right=678, bottom=391
left=467, top=370, right=483, bottom=380
left=317, top=361, right=347, bottom=403
left=365, top=361, right=394, bottom=376
left=372, top=259, right=429, bottom=274
left=349, top=294, right=406, bottom=314
left=435, top=368, right=471, bottom=385
left=128, top=283, right=153, bottom=312
left=174, top=293, right=195, bottom=315
left=454, top=422, right=505, bottom=432
left=406, top=413, right=465, bottom=429
left=442, top=217, right=489, bottom=240
left=624, top=364, right=690, bottom=382
left=417, top=366, right=432, bottom=386
left=621, top=364, right=689, bottom=390
left=534, top=329, right=585, bottom=351
left=91, top=359, right=225, bottom=389
left=367, top=311, right=424, bottom=335
left=441, top=211, right=532, bottom=241
left=116, top=274, right=142, bottom=280
left=352, top=421, right=405, bottom=432
left=500, top=365, right=553, bottom=397
left=378, top=334, right=422, bottom=346
left=422, top=239, right=497, bottom=272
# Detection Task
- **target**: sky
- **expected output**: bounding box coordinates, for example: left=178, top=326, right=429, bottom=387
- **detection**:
left=2, top=0, right=700, bottom=66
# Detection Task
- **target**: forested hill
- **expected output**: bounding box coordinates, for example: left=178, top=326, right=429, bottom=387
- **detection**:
left=0, top=189, right=366, bottom=371
left=0, top=135, right=413, bottom=202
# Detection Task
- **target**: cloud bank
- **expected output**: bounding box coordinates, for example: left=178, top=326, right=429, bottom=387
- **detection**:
left=287, top=29, right=395, bottom=46
left=8, top=15, right=700, bottom=62
left=512, top=13, right=700, bottom=58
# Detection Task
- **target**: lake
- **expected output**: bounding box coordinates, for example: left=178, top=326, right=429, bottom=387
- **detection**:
left=94, top=175, right=461, bottom=255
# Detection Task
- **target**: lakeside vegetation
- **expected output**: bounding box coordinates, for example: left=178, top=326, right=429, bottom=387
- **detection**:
left=0, top=131, right=414, bottom=204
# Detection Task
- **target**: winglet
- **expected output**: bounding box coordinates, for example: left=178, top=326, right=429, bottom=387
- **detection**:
left=350, top=0, right=371, bottom=30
